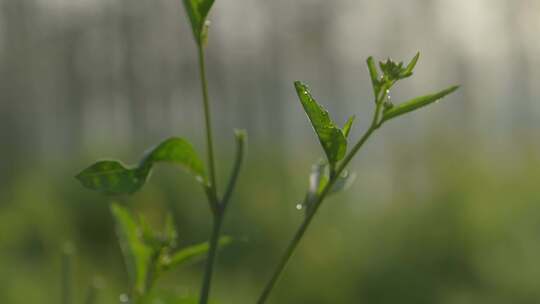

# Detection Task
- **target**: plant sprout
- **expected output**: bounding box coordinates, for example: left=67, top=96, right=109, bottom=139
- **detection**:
left=74, top=0, right=459, bottom=303
left=76, top=0, right=245, bottom=303
left=256, top=54, right=458, bottom=303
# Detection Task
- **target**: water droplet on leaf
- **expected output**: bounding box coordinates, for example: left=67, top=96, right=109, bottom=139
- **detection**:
left=296, top=203, right=303, bottom=210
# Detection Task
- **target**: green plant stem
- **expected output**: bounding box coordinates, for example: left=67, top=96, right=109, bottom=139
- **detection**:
left=197, top=45, right=218, bottom=203
left=197, top=41, right=219, bottom=304
left=200, top=133, right=245, bottom=304
left=256, top=102, right=384, bottom=304
left=222, top=132, right=246, bottom=209
left=200, top=215, right=223, bottom=304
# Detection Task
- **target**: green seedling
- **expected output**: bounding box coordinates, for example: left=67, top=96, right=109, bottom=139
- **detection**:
left=256, top=53, right=458, bottom=303
left=75, top=0, right=459, bottom=303
left=76, top=0, right=244, bottom=303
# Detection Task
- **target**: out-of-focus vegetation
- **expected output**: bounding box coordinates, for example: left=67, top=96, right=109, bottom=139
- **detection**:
left=2, top=143, right=540, bottom=303
left=2, top=0, right=540, bottom=303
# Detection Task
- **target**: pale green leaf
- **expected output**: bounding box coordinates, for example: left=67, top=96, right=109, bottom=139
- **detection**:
left=110, top=204, right=153, bottom=295
left=160, top=236, right=232, bottom=271
left=342, top=115, right=356, bottom=138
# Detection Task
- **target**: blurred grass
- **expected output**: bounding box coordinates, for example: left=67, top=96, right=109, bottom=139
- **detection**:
left=1, top=140, right=540, bottom=304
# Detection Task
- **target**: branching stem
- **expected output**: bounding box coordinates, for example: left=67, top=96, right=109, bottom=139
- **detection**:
left=256, top=96, right=385, bottom=304
left=197, top=43, right=246, bottom=304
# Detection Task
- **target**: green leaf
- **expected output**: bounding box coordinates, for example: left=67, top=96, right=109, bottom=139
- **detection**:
left=76, top=137, right=205, bottom=195
left=160, top=237, right=232, bottom=271
left=382, top=85, right=460, bottom=122
left=366, top=56, right=380, bottom=98
left=400, top=52, right=420, bottom=78
left=379, top=58, right=404, bottom=82
left=110, top=204, right=153, bottom=295
left=294, top=81, right=347, bottom=165
left=183, top=0, right=215, bottom=45
left=140, top=137, right=206, bottom=182
left=342, top=116, right=356, bottom=138
left=76, top=161, right=145, bottom=194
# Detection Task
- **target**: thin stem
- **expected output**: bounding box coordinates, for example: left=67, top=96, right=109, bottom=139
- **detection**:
left=222, top=132, right=246, bottom=210
left=199, top=215, right=223, bottom=304
left=62, top=245, right=73, bottom=304
left=198, top=45, right=218, bottom=202
left=196, top=43, right=224, bottom=304
left=199, top=132, right=245, bottom=304
left=257, top=101, right=384, bottom=304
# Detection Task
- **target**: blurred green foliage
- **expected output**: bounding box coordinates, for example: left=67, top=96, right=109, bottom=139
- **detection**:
left=2, top=141, right=540, bottom=303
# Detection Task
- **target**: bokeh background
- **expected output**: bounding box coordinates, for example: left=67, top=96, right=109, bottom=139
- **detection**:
left=1, top=0, right=540, bottom=303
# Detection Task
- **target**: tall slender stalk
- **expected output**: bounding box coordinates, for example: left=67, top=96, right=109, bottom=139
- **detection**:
left=197, top=38, right=247, bottom=303
left=256, top=99, right=385, bottom=304
left=196, top=41, right=221, bottom=304
left=197, top=45, right=218, bottom=201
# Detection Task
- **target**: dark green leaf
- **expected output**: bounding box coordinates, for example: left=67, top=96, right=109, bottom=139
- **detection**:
left=160, top=237, right=232, bottom=270
left=294, top=81, right=347, bottom=165
left=382, top=85, right=459, bottom=122
left=379, top=58, right=404, bottom=82
left=110, top=204, right=153, bottom=295
left=76, top=161, right=145, bottom=194
left=183, top=0, right=215, bottom=45
left=76, top=137, right=205, bottom=195
left=342, top=116, right=356, bottom=138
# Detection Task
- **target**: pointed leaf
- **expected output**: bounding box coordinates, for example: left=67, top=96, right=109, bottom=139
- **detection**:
left=160, top=237, right=232, bottom=270
left=76, top=161, right=146, bottom=194
left=183, top=0, right=215, bottom=45
left=382, top=85, right=459, bottom=122
left=294, top=81, right=347, bottom=165
left=342, top=115, right=356, bottom=138
left=400, top=52, right=420, bottom=78
left=110, top=204, right=153, bottom=295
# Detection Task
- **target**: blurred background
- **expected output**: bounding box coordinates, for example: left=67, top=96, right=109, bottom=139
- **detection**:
left=1, top=0, right=540, bottom=303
